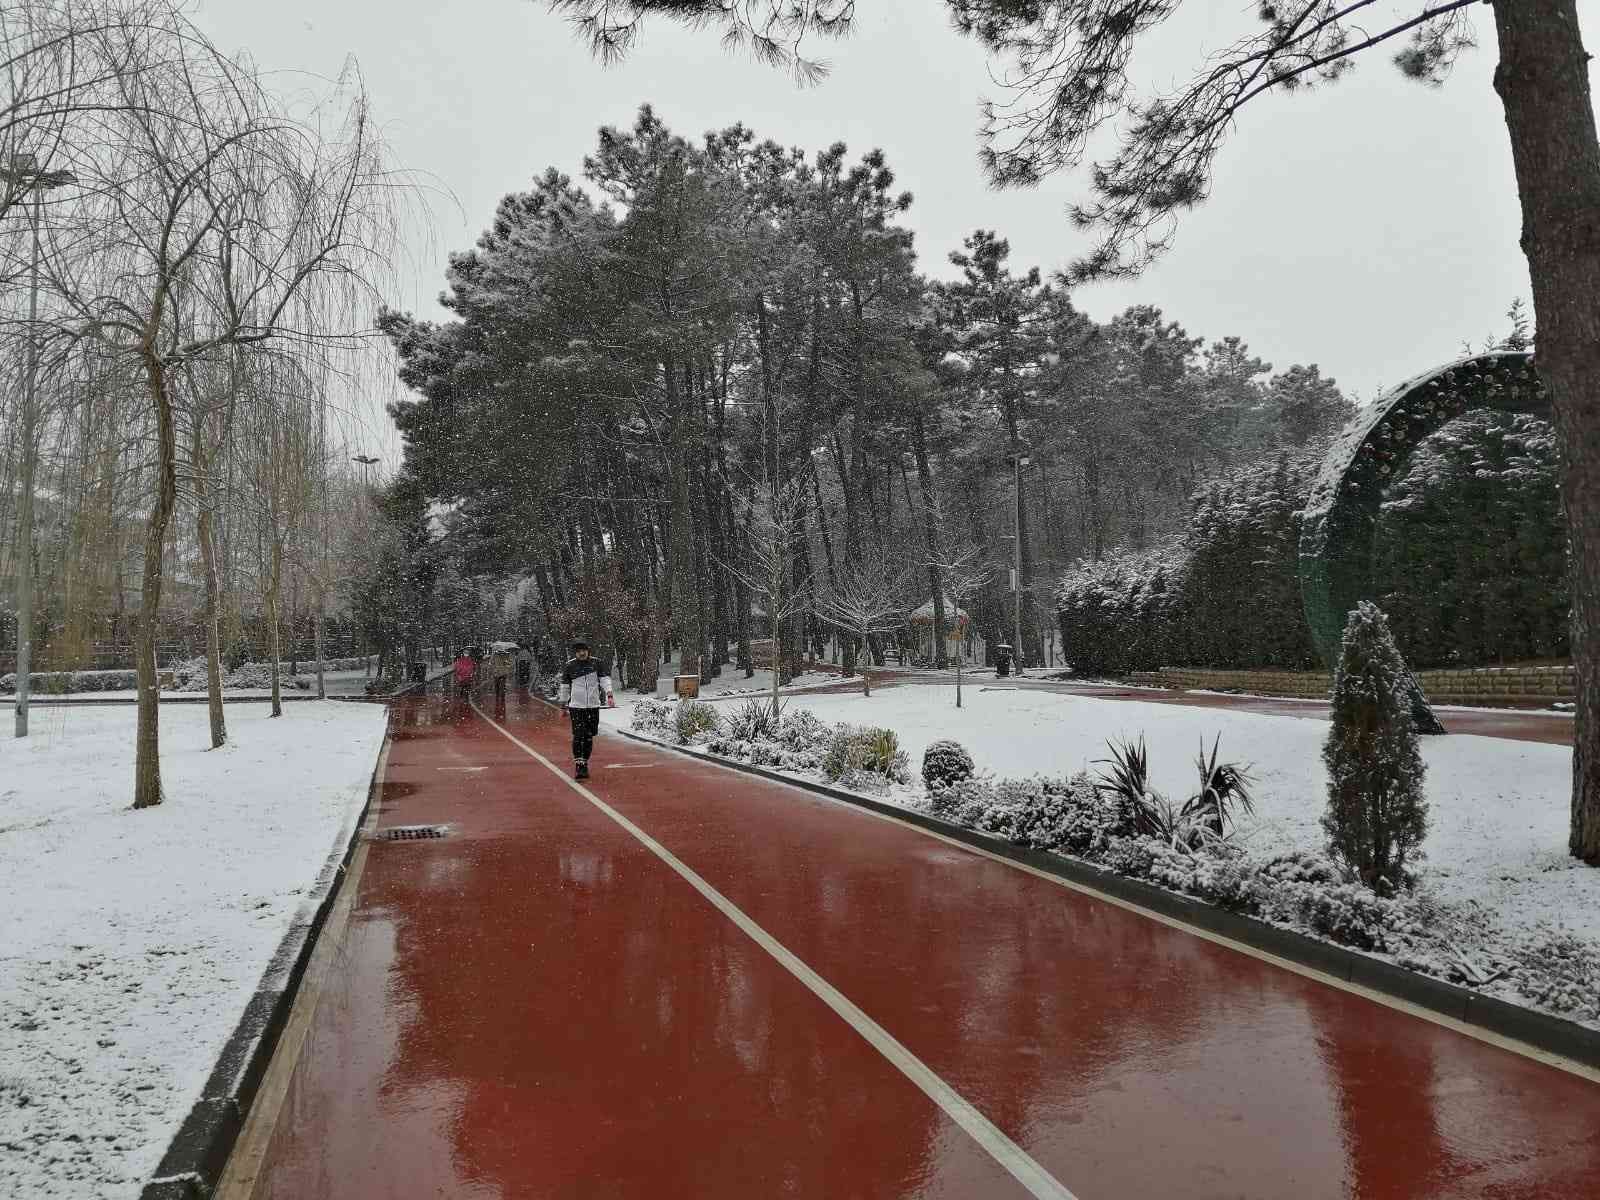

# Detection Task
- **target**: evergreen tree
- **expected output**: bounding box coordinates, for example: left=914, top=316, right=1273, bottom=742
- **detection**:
left=1322, top=603, right=1429, bottom=892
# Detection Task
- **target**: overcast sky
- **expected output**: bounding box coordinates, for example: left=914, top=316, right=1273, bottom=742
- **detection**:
left=193, top=0, right=1596, bottom=449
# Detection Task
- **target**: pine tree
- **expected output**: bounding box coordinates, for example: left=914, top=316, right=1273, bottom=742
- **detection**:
left=1322, top=602, right=1429, bottom=892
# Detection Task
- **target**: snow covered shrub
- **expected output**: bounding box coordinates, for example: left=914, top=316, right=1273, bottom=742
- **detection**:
left=631, top=698, right=674, bottom=735
left=1104, top=836, right=1158, bottom=878
left=822, top=725, right=910, bottom=785
left=1190, top=736, right=1255, bottom=839
left=966, top=774, right=1112, bottom=853
left=1255, top=850, right=1343, bottom=887
left=172, top=657, right=210, bottom=692
left=1290, top=882, right=1408, bottom=952
left=1095, top=735, right=1253, bottom=847
left=1, top=669, right=140, bottom=694
left=778, top=708, right=828, bottom=748
left=726, top=698, right=782, bottom=742
left=921, top=739, right=975, bottom=790
left=1511, top=935, right=1600, bottom=1021
left=674, top=700, right=721, bottom=743
left=1322, top=602, right=1428, bottom=892
left=927, top=775, right=994, bottom=823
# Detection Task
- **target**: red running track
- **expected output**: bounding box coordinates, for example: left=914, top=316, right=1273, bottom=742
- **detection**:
left=251, top=690, right=1600, bottom=1199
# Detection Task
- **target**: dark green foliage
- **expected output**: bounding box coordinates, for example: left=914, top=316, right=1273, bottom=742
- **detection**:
left=921, top=738, right=976, bottom=789
left=1322, top=603, right=1428, bottom=891
left=1373, top=413, right=1567, bottom=666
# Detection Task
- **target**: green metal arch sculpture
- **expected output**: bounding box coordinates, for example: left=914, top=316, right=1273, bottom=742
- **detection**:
left=1298, top=350, right=1547, bottom=728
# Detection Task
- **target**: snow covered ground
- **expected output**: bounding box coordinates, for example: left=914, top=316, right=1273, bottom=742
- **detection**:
left=602, top=663, right=840, bottom=711
left=767, top=685, right=1597, bottom=944
left=0, top=701, right=387, bottom=1199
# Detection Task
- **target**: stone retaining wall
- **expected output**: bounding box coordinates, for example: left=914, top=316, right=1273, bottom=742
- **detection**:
left=1129, top=665, right=1574, bottom=708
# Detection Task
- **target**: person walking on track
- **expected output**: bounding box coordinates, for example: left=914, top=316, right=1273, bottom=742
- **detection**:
left=452, top=648, right=478, bottom=701
left=515, top=643, right=533, bottom=691
left=558, top=639, right=613, bottom=779
left=488, top=644, right=514, bottom=705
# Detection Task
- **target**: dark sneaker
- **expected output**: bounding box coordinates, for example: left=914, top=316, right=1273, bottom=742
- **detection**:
left=575, top=760, right=589, bottom=780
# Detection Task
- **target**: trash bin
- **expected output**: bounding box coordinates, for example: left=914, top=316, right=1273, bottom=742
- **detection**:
left=409, top=660, right=426, bottom=685
left=995, top=643, right=1012, bottom=679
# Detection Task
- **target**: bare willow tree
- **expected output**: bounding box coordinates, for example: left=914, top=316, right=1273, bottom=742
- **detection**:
left=818, top=551, right=907, bottom=698
left=926, top=539, right=993, bottom=709
left=12, top=2, right=403, bottom=806
left=724, top=475, right=811, bottom=719
left=241, top=355, right=321, bottom=717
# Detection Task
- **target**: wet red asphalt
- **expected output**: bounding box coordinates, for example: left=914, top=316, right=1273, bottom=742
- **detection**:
left=252, top=690, right=1600, bottom=1199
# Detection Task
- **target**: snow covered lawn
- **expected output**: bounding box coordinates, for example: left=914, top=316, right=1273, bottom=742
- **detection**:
left=601, top=663, right=840, bottom=714
left=0, top=701, right=387, bottom=1199
left=775, top=685, right=1597, bottom=943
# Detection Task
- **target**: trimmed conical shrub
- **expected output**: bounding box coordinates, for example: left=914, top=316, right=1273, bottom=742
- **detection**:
left=1322, top=602, right=1428, bottom=891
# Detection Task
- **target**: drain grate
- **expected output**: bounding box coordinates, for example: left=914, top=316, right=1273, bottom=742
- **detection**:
left=372, top=824, right=448, bottom=841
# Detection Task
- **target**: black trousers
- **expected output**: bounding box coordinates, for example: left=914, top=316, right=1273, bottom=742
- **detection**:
left=494, top=675, right=507, bottom=703
left=570, top=706, right=600, bottom=761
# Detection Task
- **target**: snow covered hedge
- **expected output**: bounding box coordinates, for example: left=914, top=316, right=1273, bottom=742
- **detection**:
left=0, top=668, right=142, bottom=694
left=171, top=657, right=370, bottom=692
left=632, top=699, right=908, bottom=791
left=0, top=656, right=370, bottom=695
left=1055, top=415, right=1565, bottom=676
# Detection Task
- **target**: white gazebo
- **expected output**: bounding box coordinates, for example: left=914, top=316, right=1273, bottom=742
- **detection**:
left=909, top=597, right=971, bottom=663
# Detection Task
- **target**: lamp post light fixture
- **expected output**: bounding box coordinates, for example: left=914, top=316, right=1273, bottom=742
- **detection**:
left=351, top=453, right=379, bottom=488
left=4, top=155, right=75, bottom=738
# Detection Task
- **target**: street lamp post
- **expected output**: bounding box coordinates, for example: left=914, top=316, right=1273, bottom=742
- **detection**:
left=5, top=155, right=74, bottom=738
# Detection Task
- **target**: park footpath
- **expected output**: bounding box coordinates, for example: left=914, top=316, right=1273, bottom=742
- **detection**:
left=217, top=687, right=1600, bottom=1200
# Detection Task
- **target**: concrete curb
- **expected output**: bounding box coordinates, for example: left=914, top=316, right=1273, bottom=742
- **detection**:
left=610, top=723, right=1600, bottom=1074
left=138, top=734, right=392, bottom=1200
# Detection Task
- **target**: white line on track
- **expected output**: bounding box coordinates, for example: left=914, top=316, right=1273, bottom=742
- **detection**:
left=473, top=704, right=1078, bottom=1200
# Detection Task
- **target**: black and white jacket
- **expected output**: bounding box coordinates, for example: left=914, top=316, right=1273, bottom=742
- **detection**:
left=558, top=658, right=612, bottom=708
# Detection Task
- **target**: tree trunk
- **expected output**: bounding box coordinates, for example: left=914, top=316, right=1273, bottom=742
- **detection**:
left=267, top=541, right=284, bottom=718
left=665, top=353, right=701, bottom=680
left=1491, top=0, right=1600, bottom=863
left=190, top=402, right=227, bottom=750
left=314, top=586, right=326, bottom=701
left=910, top=403, right=947, bottom=667
left=132, top=355, right=178, bottom=809
left=197, top=502, right=226, bottom=748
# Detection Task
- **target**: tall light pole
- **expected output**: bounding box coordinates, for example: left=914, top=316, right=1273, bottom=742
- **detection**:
left=5, top=155, right=74, bottom=738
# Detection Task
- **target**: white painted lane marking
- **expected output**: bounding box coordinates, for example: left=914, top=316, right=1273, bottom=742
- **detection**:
left=616, top=726, right=1600, bottom=1086
left=437, top=766, right=488, bottom=773
left=473, top=705, right=1077, bottom=1200
left=602, top=763, right=656, bottom=770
